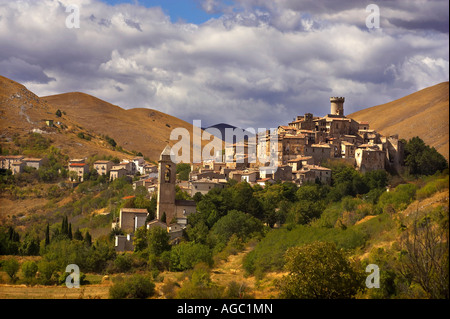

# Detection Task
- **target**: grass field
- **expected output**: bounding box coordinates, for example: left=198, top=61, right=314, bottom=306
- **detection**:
left=0, top=246, right=283, bottom=299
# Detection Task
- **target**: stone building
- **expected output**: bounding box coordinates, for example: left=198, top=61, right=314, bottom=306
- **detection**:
left=110, top=167, right=127, bottom=181
left=355, top=146, right=386, bottom=173
left=0, top=155, right=24, bottom=170
left=157, top=146, right=197, bottom=224
left=189, top=178, right=226, bottom=196
left=93, top=160, right=113, bottom=175
left=117, top=208, right=149, bottom=233
left=68, top=161, right=89, bottom=182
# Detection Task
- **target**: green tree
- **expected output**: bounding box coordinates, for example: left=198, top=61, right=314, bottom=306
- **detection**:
left=147, top=226, right=170, bottom=256
left=21, top=261, right=38, bottom=279
left=55, top=109, right=62, bottom=117
left=404, top=136, right=448, bottom=176
left=176, top=163, right=191, bottom=181
left=209, top=210, right=264, bottom=246
left=278, top=242, right=365, bottom=299
left=84, top=231, right=92, bottom=246
left=169, top=242, right=213, bottom=271
left=3, top=258, right=20, bottom=281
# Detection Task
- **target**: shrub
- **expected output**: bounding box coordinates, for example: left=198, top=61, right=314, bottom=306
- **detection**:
left=169, top=242, right=213, bottom=271
left=176, top=263, right=223, bottom=299
left=3, top=258, right=20, bottom=281
left=278, top=242, right=365, bottom=299
left=109, top=274, right=155, bottom=299
left=21, top=261, right=38, bottom=279
left=114, top=253, right=133, bottom=273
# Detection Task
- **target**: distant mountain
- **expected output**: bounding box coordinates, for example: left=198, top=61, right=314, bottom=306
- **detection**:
left=203, top=123, right=255, bottom=144
left=0, top=75, right=204, bottom=162
left=348, top=82, right=449, bottom=160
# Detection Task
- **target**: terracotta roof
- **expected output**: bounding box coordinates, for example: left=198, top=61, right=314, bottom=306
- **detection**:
left=23, top=158, right=42, bottom=161
left=94, top=160, right=112, bottom=164
left=122, top=195, right=135, bottom=200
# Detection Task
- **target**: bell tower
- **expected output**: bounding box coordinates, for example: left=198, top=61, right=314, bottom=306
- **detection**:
left=156, top=145, right=177, bottom=223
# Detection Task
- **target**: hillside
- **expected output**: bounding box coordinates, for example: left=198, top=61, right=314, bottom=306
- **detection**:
left=0, top=75, right=203, bottom=162
left=348, top=82, right=449, bottom=160
left=43, top=92, right=204, bottom=161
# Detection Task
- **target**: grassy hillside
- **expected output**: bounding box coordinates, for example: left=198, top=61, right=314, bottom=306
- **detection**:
left=43, top=92, right=204, bottom=161
left=0, top=75, right=204, bottom=162
left=348, top=82, right=449, bottom=160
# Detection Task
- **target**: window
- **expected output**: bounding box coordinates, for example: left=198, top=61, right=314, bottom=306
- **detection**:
left=164, top=165, right=171, bottom=183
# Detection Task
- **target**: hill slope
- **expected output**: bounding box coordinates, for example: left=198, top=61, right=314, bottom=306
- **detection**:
left=348, top=82, right=449, bottom=160
left=0, top=75, right=203, bottom=161
left=43, top=92, right=203, bottom=161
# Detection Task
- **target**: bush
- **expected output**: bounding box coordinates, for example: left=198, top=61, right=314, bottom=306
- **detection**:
left=114, top=253, right=133, bottom=273
left=3, top=258, right=20, bottom=281
left=416, top=175, right=449, bottom=200
left=209, top=210, right=264, bottom=247
left=21, top=261, right=38, bottom=279
left=278, top=242, right=365, bottom=299
left=169, top=242, right=213, bottom=271
left=176, top=263, right=223, bottom=299
left=109, top=274, right=155, bottom=299
left=378, top=183, right=417, bottom=213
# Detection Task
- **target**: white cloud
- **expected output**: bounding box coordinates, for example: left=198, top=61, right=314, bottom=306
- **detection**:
left=0, top=0, right=448, bottom=129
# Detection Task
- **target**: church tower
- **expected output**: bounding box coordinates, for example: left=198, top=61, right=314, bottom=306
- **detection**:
left=156, top=145, right=177, bottom=223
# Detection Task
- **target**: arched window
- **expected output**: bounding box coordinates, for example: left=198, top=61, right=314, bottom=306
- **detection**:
left=165, top=165, right=171, bottom=183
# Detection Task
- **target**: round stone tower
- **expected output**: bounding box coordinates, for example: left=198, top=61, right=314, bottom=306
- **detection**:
left=330, top=97, right=345, bottom=116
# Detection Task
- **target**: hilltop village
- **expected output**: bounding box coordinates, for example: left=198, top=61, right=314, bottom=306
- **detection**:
left=0, top=97, right=405, bottom=251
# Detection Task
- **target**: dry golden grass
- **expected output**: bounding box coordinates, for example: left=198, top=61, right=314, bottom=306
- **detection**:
left=0, top=75, right=207, bottom=162
left=0, top=284, right=110, bottom=299
left=349, top=82, right=449, bottom=160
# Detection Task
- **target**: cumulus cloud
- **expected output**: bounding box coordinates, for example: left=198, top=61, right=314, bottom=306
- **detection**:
left=0, top=0, right=448, bottom=129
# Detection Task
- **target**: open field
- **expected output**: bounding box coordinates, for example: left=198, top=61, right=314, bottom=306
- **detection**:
left=0, top=246, right=283, bottom=299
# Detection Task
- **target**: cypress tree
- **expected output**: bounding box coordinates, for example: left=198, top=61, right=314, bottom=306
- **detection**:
left=74, top=228, right=83, bottom=241
left=68, top=223, right=73, bottom=240
left=84, top=231, right=92, bottom=246
left=45, top=223, right=50, bottom=246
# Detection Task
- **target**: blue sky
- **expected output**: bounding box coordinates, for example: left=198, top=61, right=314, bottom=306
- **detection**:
left=101, top=0, right=223, bottom=24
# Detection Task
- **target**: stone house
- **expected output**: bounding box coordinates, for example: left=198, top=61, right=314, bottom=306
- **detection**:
left=189, top=178, right=226, bottom=196
left=23, top=158, right=44, bottom=170
left=304, top=143, right=332, bottom=165
left=0, top=155, right=24, bottom=170
left=93, top=160, right=113, bottom=175
left=355, top=146, right=386, bottom=173
left=240, top=170, right=259, bottom=183
left=110, top=167, right=127, bottom=181
left=11, top=161, right=25, bottom=175
left=293, top=165, right=332, bottom=185
left=341, top=141, right=356, bottom=159
left=68, top=162, right=89, bottom=182
left=118, top=208, right=148, bottom=233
